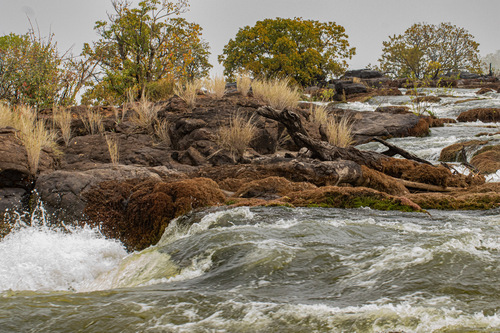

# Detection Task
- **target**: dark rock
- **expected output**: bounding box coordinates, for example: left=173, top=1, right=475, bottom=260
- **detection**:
left=476, top=87, right=494, bottom=95
left=344, top=69, right=384, bottom=79
left=413, top=96, right=441, bottom=103
left=0, top=188, right=26, bottom=212
left=334, top=81, right=368, bottom=98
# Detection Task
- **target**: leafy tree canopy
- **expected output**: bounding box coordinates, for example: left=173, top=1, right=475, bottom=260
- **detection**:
left=82, top=0, right=211, bottom=104
left=379, top=22, right=482, bottom=79
left=0, top=31, right=73, bottom=108
left=218, top=17, right=356, bottom=87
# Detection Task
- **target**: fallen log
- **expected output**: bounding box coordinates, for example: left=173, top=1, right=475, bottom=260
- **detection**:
left=372, top=137, right=433, bottom=165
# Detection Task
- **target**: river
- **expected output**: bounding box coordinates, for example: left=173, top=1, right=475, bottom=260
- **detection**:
left=0, top=87, right=499, bottom=332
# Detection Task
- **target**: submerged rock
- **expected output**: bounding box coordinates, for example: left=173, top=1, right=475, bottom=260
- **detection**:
left=457, top=108, right=500, bottom=123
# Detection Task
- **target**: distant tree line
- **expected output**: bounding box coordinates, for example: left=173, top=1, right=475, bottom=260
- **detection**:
left=0, top=0, right=490, bottom=108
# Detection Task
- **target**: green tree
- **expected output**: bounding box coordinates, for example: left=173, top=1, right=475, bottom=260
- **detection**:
left=0, top=31, right=69, bottom=108
left=83, top=0, right=211, bottom=104
left=218, top=17, right=355, bottom=86
left=379, top=22, right=482, bottom=79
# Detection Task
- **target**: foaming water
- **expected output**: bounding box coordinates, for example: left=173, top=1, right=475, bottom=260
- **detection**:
left=0, top=204, right=127, bottom=292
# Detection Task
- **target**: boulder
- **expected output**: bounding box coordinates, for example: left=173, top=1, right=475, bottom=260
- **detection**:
left=344, top=69, right=384, bottom=79
left=327, top=108, right=428, bottom=144
left=439, top=140, right=489, bottom=162
left=457, top=108, right=500, bottom=123
left=375, top=106, right=411, bottom=114
left=0, top=188, right=26, bottom=212
left=476, top=88, right=494, bottom=95
left=334, top=81, right=368, bottom=98
left=470, top=145, right=500, bottom=174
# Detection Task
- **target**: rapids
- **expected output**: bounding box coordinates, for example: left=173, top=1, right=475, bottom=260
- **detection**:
left=0, top=87, right=499, bottom=332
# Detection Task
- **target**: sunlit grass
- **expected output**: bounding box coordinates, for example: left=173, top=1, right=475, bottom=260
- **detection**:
left=216, top=114, right=257, bottom=158
left=251, top=78, right=300, bottom=110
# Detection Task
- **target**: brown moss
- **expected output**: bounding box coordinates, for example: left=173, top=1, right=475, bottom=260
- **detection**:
left=84, top=177, right=225, bottom=251
left=234, top=176, right=316, bottom=199
left=439, top=140, right=489, bottom=162
left=476, top=88, right=494, bottom=95
left=457, top=108, right=500, bottom=123
left=284, top=186, right=422, bottom=212
left=407, top=118, right=430, bottom=137
left=408, top=192, right=500, bottom=210
left=358, top=165, right=409, bottom=196
left=470, top=145, right=500, bottom=174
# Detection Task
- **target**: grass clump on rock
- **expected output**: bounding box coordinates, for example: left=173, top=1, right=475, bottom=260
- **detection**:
left=252, top=78, right=300, bottom=110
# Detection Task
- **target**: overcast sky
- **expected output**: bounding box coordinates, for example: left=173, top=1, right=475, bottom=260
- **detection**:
left=1, top=0, right=499, bottom=73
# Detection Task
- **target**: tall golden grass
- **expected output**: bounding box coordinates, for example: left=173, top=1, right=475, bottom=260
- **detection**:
left=310, top=104, right=328, bottom=126
left=236, top=73, right=252, bottom=97
left=252, top=78, right=300, bottom=110
left=128, top=98, right=161, bottom=129
left=105, top=134, right=119, bottom=165
left=325, top=115, right=354, bottom=148
left=81, top=108, right=104, bottom=135
left=206, top=75, right=226, bottom=99
left=154, top=119, right=171, bottom=145
left=8, top=105, right=57, bottom=175
left=53, top=107, right=72, bottom=146
left=216, top=114, right=257, bottom=158
left=175, top=79, right=202, bottom=108
left=0, top=103, right=15, bottom=128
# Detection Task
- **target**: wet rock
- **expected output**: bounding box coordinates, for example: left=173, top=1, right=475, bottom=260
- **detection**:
left=333, top=81, right=368, bottom=99
left=0, top=188, right=26, bottom=212
left=457, top=108, right=500, bottom=123
left=35, top=165, right=184, bottom=219
left=439, top=140, right=489, bottom=162
left=470, top=145, right=500, bottom=174
left=476, top=87, right=495, bottom=95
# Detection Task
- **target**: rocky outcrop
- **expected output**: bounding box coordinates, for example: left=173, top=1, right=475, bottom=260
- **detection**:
left=35, top=165, right=184, bottom=219
left=457, top=108, right=500, bottom=123
left=344, top=69, right=384, bottom=79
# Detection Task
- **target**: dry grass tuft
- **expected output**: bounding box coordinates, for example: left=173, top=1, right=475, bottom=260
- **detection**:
left=310, top=104, right=328, bottom=126
left=128, top=98, right=161, bottom=129
left=252, top=78, right=300, bottom=110
left=206, top=75, right=226, bottom=99
left=53, top=107, right=72, bottom=146
left=0, top=103, right=15, bottom=128
left=237, top=73, right=252, bottom=97
left=325, top=115, right=354, bottom=148
left=154, top=119, right=171, bottom=145
left=216, top=114, right=257, bottom=158
left=105, top=134, right=120, bottom=165
left=16, top=106, right=57, bottom=175
left=81, top=108, right=104, bottom=135
left=175, top=79, right=203, bottom=108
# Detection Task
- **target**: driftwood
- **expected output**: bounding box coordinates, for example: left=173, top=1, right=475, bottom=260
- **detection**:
left=257, top=106, right=386, bottom=169
left=372, top=137, right=433, bottom=165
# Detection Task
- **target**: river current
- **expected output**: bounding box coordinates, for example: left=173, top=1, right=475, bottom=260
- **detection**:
left=0, top=87, right=499, bottom=332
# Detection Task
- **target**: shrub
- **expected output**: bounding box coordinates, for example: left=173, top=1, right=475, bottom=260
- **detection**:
left=175, top=79, right=203, bottom=108
left=237, top=73, right=252, bottom=97
left=325, top=115, right=354, bottom=148
left=206, top=75, right=226, bottom=99
left=145, top=77, right=175, bottom=102
left=252, top=78, right=300, bottom=110
left=216, top=114, right=257, bottom=158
